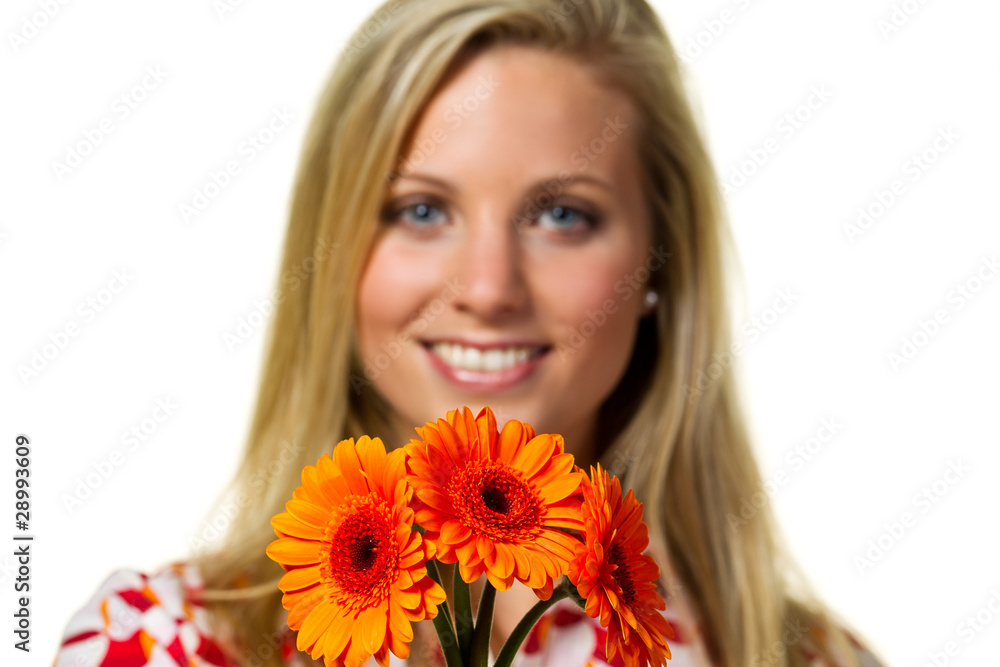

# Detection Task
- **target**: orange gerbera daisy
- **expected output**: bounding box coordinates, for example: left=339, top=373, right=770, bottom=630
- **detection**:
left=266, top=436, right=446, bottom=667
left=404, top=406, right=585, bottom=599
left=567, top=464, right=673, bottom=667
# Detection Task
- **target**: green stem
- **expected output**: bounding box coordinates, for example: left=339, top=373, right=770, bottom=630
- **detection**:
left=493, top=582, right=573, bottom=667
left=469, top=581, right=497, bottom=667
left=453, top=566, right=473, bottom=664
left=425, top=560, right=463, bottom=667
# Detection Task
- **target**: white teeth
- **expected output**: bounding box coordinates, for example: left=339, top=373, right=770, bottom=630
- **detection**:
left=462, top=346, right=481, bottom=369
left=483, top=349, right=504, bottom=371
left=431, top=343, right=542, bottom=372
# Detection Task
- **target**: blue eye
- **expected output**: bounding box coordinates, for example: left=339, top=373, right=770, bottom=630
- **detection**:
left=536, top=204, right=597, bottom=233
left=386, top=200, right=447, bottom=228
left=383, top=197, right=599, bottom=236
left=404, top=203, right=444, bottom=224
left=542, top=205, right=581, bottom=225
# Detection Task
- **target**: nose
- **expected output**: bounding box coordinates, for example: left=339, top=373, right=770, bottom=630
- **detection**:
left=450, top=211, right=528, bottom=320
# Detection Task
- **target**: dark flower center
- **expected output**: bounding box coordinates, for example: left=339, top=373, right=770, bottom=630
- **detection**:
left=607, top=543, right=637, bottom=605
left=350, top=533, right=380, bottom=571
left=480, top=486, right=512, bottom=514
left=322, top=499, right=398, bottom=607
left=449, top=461, right=542, bottom=542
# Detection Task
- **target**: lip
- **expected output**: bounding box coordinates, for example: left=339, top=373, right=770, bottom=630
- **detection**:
left=421, top=337, right=549, bottom=351
left=421, top=340, right=550, bottom=392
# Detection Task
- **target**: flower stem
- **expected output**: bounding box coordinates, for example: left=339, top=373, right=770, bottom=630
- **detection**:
left=425, top=560, right=463, bottom=667
left=453, top=566, right=473, bottom=664
left=470, top=581, right=496, bottom=667
left=493, top=581, right=572, bottom=667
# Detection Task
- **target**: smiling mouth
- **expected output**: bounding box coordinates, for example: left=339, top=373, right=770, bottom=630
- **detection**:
left=422, top=341, right=551, bottom=372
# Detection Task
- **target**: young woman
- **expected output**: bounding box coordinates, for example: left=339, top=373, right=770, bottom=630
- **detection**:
left=53, top=1, right=883, bottom=666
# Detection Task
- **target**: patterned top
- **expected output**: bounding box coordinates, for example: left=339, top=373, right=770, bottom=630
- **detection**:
left=52, top=561, right=875, bottom=667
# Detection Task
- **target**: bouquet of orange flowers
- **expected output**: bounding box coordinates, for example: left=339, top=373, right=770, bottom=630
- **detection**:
left=266, top=406, right=673, bottom=667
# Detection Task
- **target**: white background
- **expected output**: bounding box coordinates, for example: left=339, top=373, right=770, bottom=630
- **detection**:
left=2, top=1, right=998, bottom=666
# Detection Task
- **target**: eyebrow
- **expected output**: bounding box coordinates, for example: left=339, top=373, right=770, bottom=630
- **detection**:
left=386, top=171, right=615, bottom=196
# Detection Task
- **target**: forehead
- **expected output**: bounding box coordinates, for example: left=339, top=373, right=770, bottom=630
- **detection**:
left=396, top=45, right=642, bottom=188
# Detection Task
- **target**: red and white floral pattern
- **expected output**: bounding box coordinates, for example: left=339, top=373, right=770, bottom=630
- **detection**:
left=54, top=562, right=877, bottom=667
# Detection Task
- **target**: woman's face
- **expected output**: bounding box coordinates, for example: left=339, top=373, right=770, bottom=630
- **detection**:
left=356, top=45, right=656, bottom=461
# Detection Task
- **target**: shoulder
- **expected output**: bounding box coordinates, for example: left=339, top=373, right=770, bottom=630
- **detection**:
left=52, top=561, right=234, bottom=667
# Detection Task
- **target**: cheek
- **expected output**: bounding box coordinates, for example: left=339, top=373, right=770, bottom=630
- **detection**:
left=537, top=255, right=641, bottom=370
left=356, top=243, right=428, bottom=357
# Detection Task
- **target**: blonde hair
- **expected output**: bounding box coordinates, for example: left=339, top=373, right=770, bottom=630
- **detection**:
left=194, top=1, right=873, bottom=665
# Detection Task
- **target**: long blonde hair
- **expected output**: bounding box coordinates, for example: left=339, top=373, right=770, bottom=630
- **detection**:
left=194, top=1, right=869, bottom=665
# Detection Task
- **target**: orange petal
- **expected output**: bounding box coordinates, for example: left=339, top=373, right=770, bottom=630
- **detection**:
left=485, top=569, right=515, bottom=591
left=279, top=564, right=322, bottom=592
left=356, top=435, right=387, bottom=484
left=509, top=544, right=532, bottom=580
left=405, top=456, right=436, bottom=482
left=284, top=584, right=324, bottom=628
left=393, top=586, right=422, bottom=610
left=346, top=635, right=372, bottom=667
left=476, top=535, right=495, bottom=561
left=426, top=432, right=461, bottom=472
left=388, top=597, right=415, bottom=642
left=434, top=419, right=466, bottom=460
left=537, top=471, right=584, bottom=503
left=473, top=406, right=498, bottom=456
left=439, top=520, right=472, bottom=545
left=418, top=488, right=455, bottom=515
left=372, top=644, right=391, bottom=667
left=458, top=561, right=481, bottom=583
left=358, top=603, right=388, bottom=654
left=530, top=452, right=577, bottom=487
left=511, top=435, right=554, bottom=478
left=537, top=530, right=580, bottom=560
left=297, top=599, right=338, bottom=656
left=321, top=605, right=353, bottom=659
left=497, top=419, right=530, bottom=463
left=267, top=537, right=321, bottom=566
left=333, top=438, right=371, bottom=495
left=421, top=576, right=447, bottom=611
left=382, top=448, right=407, bottom=498
left=532, top=578, right=553, bottom=600
left=455, top=538, right=480, bottom=566
left=399, top=547, right=427, bottom=569
left=524, top=552, right=548, bottom=588
left=286, top=499, right=333, bottom=530
left=388, top=632, right=410, bottom=661
left=448, top=407, right=472, bottom=445
left=492, top=542, right=515, bottom=579
left=271, top=511, right=326, bottom=541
